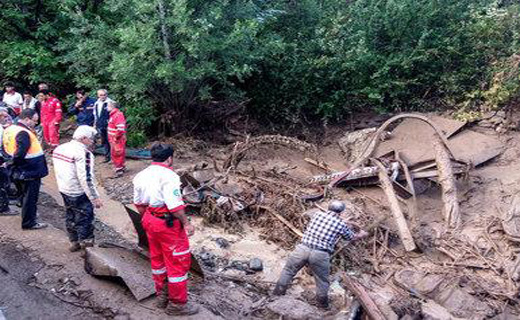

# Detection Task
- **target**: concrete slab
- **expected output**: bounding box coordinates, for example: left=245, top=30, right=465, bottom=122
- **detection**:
left=85, top=247, right=155, bottom=301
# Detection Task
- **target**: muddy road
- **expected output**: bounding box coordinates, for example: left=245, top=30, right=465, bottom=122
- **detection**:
left=0, top=240, right=100, bottom=319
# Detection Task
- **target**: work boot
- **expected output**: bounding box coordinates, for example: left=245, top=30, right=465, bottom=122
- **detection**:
left=316, top=295, right=330, bottom=310
left=154, top=289, right=169, bottom=309
left=69, top=242, right=81, bottom=252
left=273, top=283, right=287, bottom=296
left=165, top=302, right=199, bottom=316
left=80, top=239, right=94, bottom=249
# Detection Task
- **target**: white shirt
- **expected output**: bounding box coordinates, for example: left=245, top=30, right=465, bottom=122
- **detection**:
left=133, top=163, right=185, bottom=211
left=2, top=92, right=23, bottom=108
left=23, top=97, right=37, bottom=110
left=94, top=97, right=113, bottom=119
left=52, top=140, right=100, bottom=200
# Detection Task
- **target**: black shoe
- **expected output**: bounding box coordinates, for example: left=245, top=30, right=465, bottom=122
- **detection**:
left=316, top=296, right=330, bottom=310
left=22, top=222, right=48, bottom=230
left=103, top=158, right=111, bottom=163
left=273, top=284, right=287, bottom=296
left=0, top=208, right=17, bottom=216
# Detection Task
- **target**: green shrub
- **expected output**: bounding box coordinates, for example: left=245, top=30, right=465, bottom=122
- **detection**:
left=127, top=130, right=148, bottom=148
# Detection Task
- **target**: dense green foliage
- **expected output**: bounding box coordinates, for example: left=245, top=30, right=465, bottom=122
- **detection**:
left=1, top=0, right=520, bottom=140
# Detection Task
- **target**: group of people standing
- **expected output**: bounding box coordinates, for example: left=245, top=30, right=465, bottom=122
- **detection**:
left=1, top=81, right=369, bottom=317
left=1, top=83, right=127, bottom=176
left=0, top=82, right=128, bottom=232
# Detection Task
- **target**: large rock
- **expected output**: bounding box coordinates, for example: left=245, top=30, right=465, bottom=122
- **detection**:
left=265, top=297, right=319, bottom=320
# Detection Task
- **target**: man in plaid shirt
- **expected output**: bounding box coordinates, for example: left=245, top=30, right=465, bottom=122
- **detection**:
left=273, top=200, right=368, bottom=309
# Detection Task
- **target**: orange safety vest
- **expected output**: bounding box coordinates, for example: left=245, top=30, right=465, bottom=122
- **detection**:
left=3, top=125, right=44, bottom=159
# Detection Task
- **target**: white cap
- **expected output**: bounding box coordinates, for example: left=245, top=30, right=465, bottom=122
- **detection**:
left=73, top=125, right=98, bottom=140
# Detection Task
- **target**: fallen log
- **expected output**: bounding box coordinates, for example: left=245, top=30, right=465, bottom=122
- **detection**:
left=432, top=135, right=461, bottom=229
left=396, top=153, right=418, bottom=226
left=340, top=273, right=387, bottom=320
left=373, top=159, right=417, bottom=252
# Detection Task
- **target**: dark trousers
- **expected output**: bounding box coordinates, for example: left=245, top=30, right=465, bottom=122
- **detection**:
left=18, top=179, right=41, bottom=229
left=99, top=127, right=111, bottom=160
left=275, top=244, right=331, bottom=304
left=61, top=193, right=94, bottom=242
left=0, top=167, right=10, bottom=212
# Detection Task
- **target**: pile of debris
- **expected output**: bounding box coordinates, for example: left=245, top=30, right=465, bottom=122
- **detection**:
left=93, top=113, right=519, bottom=319
left=170, top=113, right=520, bottom=318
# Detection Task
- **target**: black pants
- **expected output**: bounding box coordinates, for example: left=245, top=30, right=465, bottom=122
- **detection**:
left=18, top=179, right=41, bottom=229
left=99, top=127, right=111, bottom=160
left=61, top=193, right=94, bottom=242
left=0, top=167, right=10, bottom=212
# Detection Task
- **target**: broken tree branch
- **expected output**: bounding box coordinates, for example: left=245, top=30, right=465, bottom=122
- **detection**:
left=340, top=273, right=387, bottom=320
left=373, top=159, right=417, bottom=252
left=432, top=134, right=461, bottom=229
left=255, top=206, right=304, bottom=237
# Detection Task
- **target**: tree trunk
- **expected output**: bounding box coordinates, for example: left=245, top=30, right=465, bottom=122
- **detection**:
left=157, top=0, right=171, bottom=60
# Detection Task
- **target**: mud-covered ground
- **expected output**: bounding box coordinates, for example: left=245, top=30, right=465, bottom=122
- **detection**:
left=3, top=113, right=520, bottom=319
left=0, top=239, right=102, bottom=320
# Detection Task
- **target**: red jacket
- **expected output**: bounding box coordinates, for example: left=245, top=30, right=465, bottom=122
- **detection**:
left=107, top=109, right=126, bottom=140
left=41, top=97, right=62, bottom=124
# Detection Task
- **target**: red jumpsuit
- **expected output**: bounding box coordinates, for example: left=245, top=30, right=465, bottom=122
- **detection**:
left=133, top=163, right=191, bottom=304
left=107, top=108, right=126, bottom=172
left=40, top=97, right=62, bottom=148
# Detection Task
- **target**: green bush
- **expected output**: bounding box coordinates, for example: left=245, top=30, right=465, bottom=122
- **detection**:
left=127, top=130, right=148, bottom=148
left=2, top=0, right=520, bottom=134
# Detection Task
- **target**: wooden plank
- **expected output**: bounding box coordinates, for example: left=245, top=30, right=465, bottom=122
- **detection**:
left=433, top=135, right=461, bottom=228
left=341, top=273, right=387, bottom=320
left=373, top=159, right=417, bottom=251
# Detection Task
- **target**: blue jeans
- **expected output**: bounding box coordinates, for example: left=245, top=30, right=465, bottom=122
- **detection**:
left=61, top=193, right=94, bottom=242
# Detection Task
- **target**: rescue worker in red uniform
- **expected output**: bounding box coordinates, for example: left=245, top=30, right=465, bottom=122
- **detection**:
left=133, top=143, right=199, bottom=316
left=106, top=101, right=126, bottom=177
left=39, top=90, right=62, bottom=150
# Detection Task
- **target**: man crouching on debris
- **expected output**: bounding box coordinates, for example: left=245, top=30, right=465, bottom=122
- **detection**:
left=273, top=200, right=368, bottom=309
left=53, top=126, right=103, bottom=252
left=133, top=142, right=199, bottom=316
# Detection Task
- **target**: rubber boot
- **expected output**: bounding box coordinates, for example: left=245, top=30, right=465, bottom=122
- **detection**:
left=165, top=302, right=199, bottom=316
left=79, top=239, right=94, bottom=250
left=155, top=279, right=169, bottom=309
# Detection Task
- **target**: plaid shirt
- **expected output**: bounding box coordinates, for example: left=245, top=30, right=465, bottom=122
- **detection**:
left=301, top=211, right=354, bottom=253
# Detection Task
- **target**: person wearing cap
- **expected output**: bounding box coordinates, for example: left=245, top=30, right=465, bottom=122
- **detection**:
left=52, top=126, right=103, bottom=252
left=273, top=200, right=369, bottom=309
left=133, top=142, right=198, bottom=316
